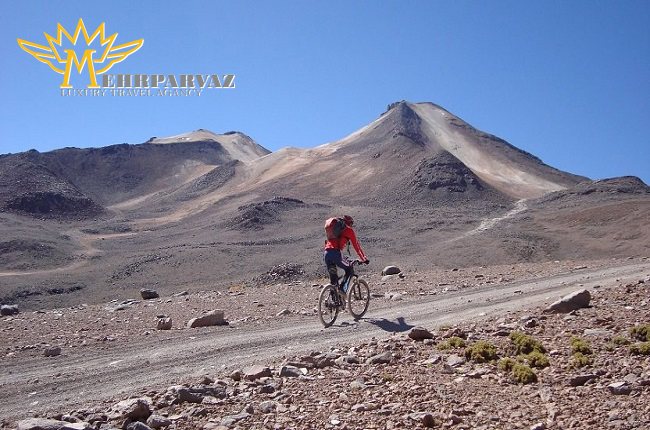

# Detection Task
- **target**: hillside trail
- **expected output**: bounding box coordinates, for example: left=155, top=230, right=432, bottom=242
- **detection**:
left=1, top=260, right=648, bottom=421
left=447, top=199, right=528, bottom=243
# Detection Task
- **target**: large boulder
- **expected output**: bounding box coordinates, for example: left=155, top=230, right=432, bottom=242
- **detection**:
left=1, top=304, right=19, bottom=316
left=140, top=289, right=159, bottom=300
left=544, top=289, right=591, bottom=313
left=187, top=310, right=227, bottom=328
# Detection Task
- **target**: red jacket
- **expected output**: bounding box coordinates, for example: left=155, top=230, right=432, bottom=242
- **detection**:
left=324, top=226, right=367, bottom=261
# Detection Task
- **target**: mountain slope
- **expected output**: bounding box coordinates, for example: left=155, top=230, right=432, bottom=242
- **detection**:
left=0, top=131, right=271, bottom=216
left=1, top=101, right=648, bottom=312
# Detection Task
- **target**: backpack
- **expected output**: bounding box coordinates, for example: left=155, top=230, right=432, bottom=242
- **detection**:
left=325, top=217, right=346, bottom=240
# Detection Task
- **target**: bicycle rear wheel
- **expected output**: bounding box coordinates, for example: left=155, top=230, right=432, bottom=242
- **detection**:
left=318, top=285, right=340, bottom=327
left=347, top=278, right=370, bottom=320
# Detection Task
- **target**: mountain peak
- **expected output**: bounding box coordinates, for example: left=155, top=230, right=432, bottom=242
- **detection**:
left=146, top=129, right=270, bottom=164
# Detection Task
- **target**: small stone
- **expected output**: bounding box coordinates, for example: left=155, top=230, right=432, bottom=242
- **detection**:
left=276, top=309, right=291, bottom=316
left=230, top=370, right=242, bottom=381
left=126, top=422, right=153, bottom=430
left=607, top=381, right=632, bottom=395
left=220, top=412, right=250, bottom=426
left=350, top=379, right=367, bottom=390
left=446, top=354, right=466, bottom=367
left=259, top=400, right=279, bottom=413
left=44, top=346, right=62, bottom=357
left=569, top=374, right=599, bottom=387
left=366, top=351, right=392, bottom=364
left=279, top=365, right=303, bottom=377
left=146, top=414, right=172, bottom=429
left=157, top=317, right=172, bottom=330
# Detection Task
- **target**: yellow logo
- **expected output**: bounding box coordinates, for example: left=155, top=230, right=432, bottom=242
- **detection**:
left=18, top=19, right=143, bottom=88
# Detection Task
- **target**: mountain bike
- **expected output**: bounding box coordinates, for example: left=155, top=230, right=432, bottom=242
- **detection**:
left=318, top=259, right=370, bottom=327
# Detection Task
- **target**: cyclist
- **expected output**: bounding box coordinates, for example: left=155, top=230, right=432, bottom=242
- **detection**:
left=324, top=215, right=369, bottom=296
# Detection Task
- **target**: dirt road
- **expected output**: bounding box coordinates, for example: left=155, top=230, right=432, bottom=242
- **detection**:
left=1, top=261, right=648, bottom=422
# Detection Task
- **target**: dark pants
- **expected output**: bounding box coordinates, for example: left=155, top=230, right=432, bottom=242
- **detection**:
left=324, top=249, right=351, bottom=287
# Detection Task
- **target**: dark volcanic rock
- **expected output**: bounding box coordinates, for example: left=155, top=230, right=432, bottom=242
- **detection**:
left=411, top=151, right=484, bottom=194
left=228, top=197, right=306, bottom=230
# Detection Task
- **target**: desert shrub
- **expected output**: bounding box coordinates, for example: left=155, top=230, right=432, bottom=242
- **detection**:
left=438, top=323, right=452, bottom=331
left=464, top=341, right=499, bottom=363
left=380, top=372, right=394, bottom=381
left=228, top=284, right=245, bottom=293
left=509, top=331, right=546, bottom=354
left=612, top=336, right=631, bottom=346
left=630, top=325, right=650, bottom=342
left=498, top=357, right=517, bottom=372
left=630, top=342, right=650, bottom=355
left=524, top=351, right=549, bottom=368
left=512, top=363, right=538, bottom=384
left=571, top=337, right=593, bottom=355
left=572, top=352, right=593, bottom=368
left=438, top=336, right=466, bottom=350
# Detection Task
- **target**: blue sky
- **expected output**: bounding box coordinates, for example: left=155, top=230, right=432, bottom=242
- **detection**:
left=1, top=1, right=648, bottom=183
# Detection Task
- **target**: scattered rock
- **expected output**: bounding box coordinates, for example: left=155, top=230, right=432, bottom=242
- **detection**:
left=110, top=397, right=152, bottom=420
left=259, top=400, right=279, bottom=413
left=166, top=385, right=227, bottom=404
left=569, top=374, right=599, bottom=387
left=408, top=326, right=434, bottom=341
left=126, top=422, right=153, bottom=430
left=366, top=351, right=392, bottom=364
left=156, top=317, right=172, bottom=330
left=382, top=266, right=401, bottom=276
left=607, top=381, right=632, bottom=395
left=146, top=415, right=172, bottom=429
left=279, top=365, right=303, bottom=377
left=220, top=412, right=250, bottom=427
left=335, top=355, right=360, bottom=366
left=242, top=365, right=272, bottom=380
left=187, top=310, right=227, bottom=328
left=17, top=418, right=70, bottom=430
left=446, top=354, right=466, bottom=368
left=44, top=346, right=62, bottom=357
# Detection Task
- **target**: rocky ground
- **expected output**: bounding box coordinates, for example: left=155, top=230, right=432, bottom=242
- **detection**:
left=2, top=258, right=649, bottom=430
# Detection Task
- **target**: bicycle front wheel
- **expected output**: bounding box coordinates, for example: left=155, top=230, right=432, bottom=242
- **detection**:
left=347, top=278, right=370, bottom=320
left=318, top=285, right=340, bottom=328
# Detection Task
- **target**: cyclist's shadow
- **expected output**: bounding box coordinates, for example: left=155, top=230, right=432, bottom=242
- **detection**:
left=365, top=316, right=414, bottom=333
